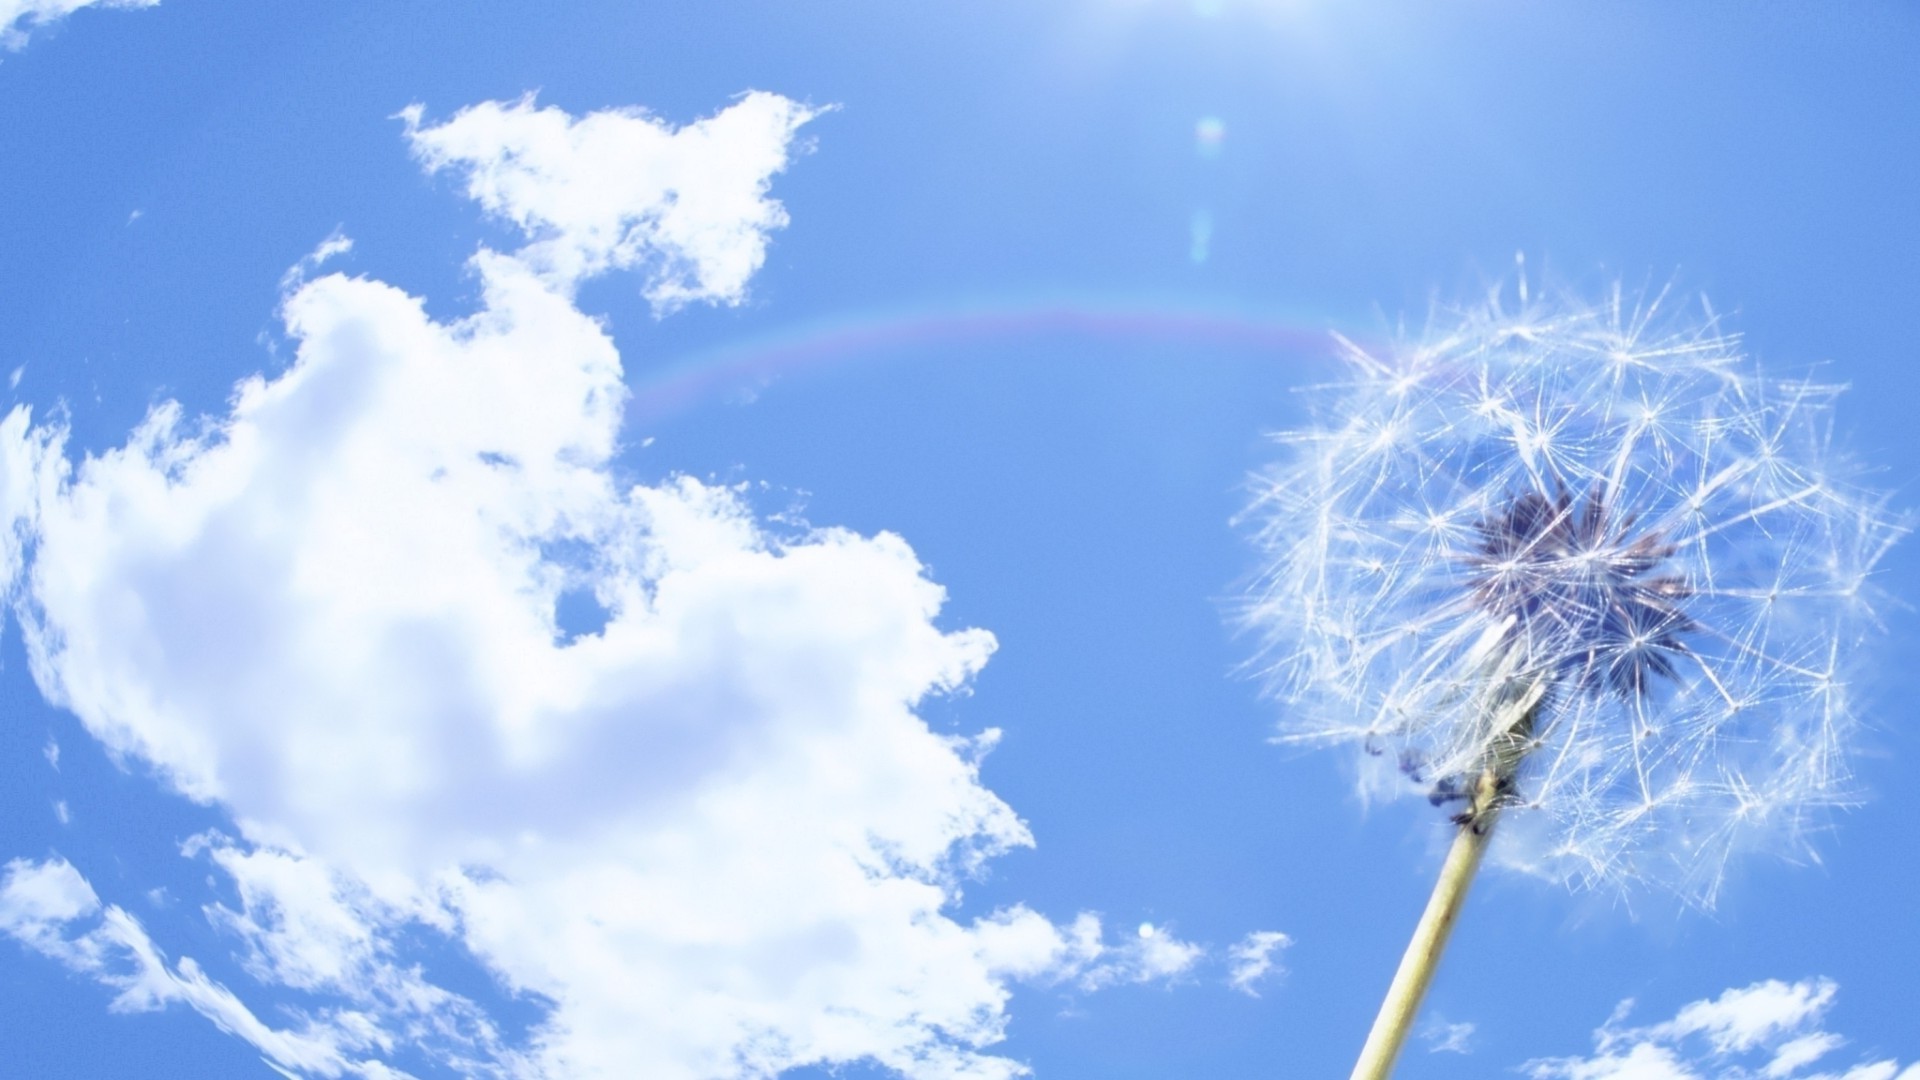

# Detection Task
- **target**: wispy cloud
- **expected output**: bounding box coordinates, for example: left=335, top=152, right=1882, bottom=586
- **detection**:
left=1522, top=978, right=1917, bottom=1080
left=0, top=857, right=393, bottom=1078
left=1060, top=919, right=1206, bottom=993
left=1225, top=930, right=1291, bottom=996
left=1, top=0, right=157, bottom=52
left=1421, top=1016, right=1476, bottom=1055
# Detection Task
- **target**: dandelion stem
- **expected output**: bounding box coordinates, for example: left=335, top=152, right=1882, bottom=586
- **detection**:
left=1350, top=686, right=1541, bottom=1080
left=1347, top=803, right=1497, bottom=1080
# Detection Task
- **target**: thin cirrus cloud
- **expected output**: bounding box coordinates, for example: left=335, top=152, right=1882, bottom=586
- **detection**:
left=1523, top=978, right=1918, bottom=1080
left=0, top=92, right=1258, bottom=1078
left=0, top=0, right=156, bottom=51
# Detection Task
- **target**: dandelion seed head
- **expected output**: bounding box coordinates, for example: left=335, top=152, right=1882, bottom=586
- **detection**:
left=1243, top=281, right=1903, bottom=903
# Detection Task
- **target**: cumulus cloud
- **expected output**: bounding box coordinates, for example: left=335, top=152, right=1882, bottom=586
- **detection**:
left=401, top=92, right=821, bottom=308
left=0, top=0, right=156, bottom=51
left=1523, top=978, right=1917, bottom=1080
left=1225, top=930, right=1290, bottom=997
left=0, top=92, right=1227, bottom=1078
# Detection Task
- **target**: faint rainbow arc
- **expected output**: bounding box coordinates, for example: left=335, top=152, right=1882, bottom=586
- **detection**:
left=626, top=296, right=1370, bottom=420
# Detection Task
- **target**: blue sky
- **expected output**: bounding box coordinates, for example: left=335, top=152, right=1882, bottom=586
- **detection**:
left=1, top=2, right=1917, bottom=1078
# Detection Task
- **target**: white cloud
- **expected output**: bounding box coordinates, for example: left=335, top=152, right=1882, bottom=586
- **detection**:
left=1421, top=1016, right=1476, bottom=1055
left=1, top=855, right=98, bottom=947
left=1126, top=922, right=1206, bottom=984
left=0, top=0, right=157, bottom=51
left=1045, top=917, right=1204, bottom=994
left=402, top=92, right=821, bottom=308
left=0, top=856, right=387, bottom=1078
left=0, top=92, right=1222, bottom=1078
left=0, top=404, right=43, bottom=601
left=1523, top=979, right=1917, bottom=1080
left=1650, top=979, right=1840, bottom=1057
left=1225, top=930, right=1290, bottom=997
left=280, top=230, right=355, bottom=293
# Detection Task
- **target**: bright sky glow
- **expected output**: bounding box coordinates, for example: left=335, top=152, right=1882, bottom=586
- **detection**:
left=0, top=3, right=1916, bottom=1079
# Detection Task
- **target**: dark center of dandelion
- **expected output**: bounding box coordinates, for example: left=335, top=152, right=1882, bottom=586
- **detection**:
left=1465, top=486, right=1696, bottom=698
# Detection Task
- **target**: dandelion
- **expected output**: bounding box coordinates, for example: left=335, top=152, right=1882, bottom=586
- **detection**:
left=1241, top=277, right=1901, bottom=1079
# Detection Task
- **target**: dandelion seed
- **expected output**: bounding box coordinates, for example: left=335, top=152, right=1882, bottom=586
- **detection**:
left=1240, top=277, right=1902, bottom=1079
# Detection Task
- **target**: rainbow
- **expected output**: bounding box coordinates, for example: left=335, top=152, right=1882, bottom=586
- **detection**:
left=627, top=295, right=1374, bottom=420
